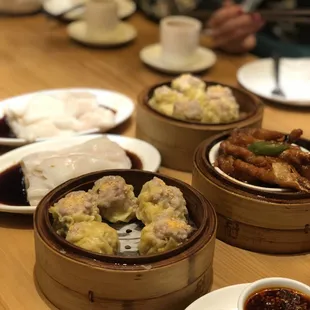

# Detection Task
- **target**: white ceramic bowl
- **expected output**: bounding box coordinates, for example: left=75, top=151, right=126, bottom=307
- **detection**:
left=237, top=277, right=310, bottom=310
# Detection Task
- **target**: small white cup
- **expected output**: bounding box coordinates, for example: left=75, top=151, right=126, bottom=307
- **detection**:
left=85, top=0, right=119, bottom=38
left=160, top=16, right=202, bottom=67
left=238, top=277, right=310, bottom=310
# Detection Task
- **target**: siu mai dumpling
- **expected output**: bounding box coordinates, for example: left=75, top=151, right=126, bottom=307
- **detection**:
left=139, top=218, right=193, bottom=255
left=66, top=221, right=120, bottom=255
left=202, top=97, right=239, bottom=124
left=172, top=99, right=202, bottom=121
left=49, top=191, right=101, bottom=236
left=202, top=85, right=239, bottom=124
left=91, top=176, right=138, bottom=223
left=171, top=74, right=206, bottom=98
left=148, top=85, right=186, bottom=116
left=136, top=177, right=188, bottom=225
left=206, top=85, right=235, bottom=100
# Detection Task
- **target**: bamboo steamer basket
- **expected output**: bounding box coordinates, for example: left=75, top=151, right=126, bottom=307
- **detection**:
left=192, top=132, right=310, bottom=254
left=34, top=169, right=217, bottom=310
left=136, top=81, right=264, bottom=172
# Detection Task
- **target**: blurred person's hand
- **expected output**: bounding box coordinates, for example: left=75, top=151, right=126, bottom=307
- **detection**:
left=207, top=0, right=265, bottom=54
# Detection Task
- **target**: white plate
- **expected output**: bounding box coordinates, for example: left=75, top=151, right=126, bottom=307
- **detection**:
left=0, top=134, right=161, bottom=214
left=140, top=43, right=217, bottom=74
left=209, top=140, right=309, bottom=193
left=43, top=0, right=136, bottom=20
left=186, top=283, right=249, bottom=310
left=237, top=58, right=310, bottom=106
left=0, top=88, right=134, bottom=146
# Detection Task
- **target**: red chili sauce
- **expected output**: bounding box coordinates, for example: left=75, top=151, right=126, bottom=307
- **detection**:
left=245, top=288, right=310, bottom=310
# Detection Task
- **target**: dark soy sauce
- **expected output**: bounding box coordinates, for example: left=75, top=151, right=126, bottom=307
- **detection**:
left=125, top=151, right=143, bottom=170
left=0, top=151, right=142, bottom=206
left=0, top=117, right=16, bottom=138
left=0, top=164, right=28, bottom=206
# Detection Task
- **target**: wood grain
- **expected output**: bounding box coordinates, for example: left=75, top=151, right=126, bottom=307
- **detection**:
left=0, top=12, right=309, bottom=310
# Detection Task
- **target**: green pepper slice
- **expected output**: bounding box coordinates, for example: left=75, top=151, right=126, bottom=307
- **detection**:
left=248, top=141, right=290, bottom=156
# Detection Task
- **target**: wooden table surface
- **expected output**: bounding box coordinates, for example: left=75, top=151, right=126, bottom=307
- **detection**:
left=0, top=12, right=309, bottom=310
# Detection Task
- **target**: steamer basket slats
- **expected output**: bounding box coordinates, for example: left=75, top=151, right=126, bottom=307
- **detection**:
left=192, top=166, right=310, bottom=230
left=34, top=170, right=217, bottom=310
left=217, top=214, right=310, bottom=254
left=35, top=263, right=213, bottom=310
left=34, top=231, right=216, bottom=299
left=192, top=132, right=310, bottom=255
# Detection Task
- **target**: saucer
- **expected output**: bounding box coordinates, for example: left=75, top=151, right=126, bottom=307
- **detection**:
left=67, top=21, right=137, bottom=47
left=139, top=43, right=217, bottom=74
left=186, top=283, right=249, bottom=310
left=43, top=0, right=136, bottom=21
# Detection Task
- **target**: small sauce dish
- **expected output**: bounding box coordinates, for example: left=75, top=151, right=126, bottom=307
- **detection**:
left=238, top=277, right=310, bottom=310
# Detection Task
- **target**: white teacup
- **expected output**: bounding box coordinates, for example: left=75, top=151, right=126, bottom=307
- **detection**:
left=85, top=0, right=119, bottom=38
left=160, top=16, right=202, bottom=68
left=238, top=277, right=310, bottom=310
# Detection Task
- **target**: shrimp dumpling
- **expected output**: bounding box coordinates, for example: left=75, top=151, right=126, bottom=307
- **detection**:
left=91, top=176, right=138, bottom=223
left=49, top=191, right=101, bottom=236
left=139, top=218, right=193, bottom=255
left=136, top=177, right=188, bottom=225
left=66, top=221, right=120, bottom=255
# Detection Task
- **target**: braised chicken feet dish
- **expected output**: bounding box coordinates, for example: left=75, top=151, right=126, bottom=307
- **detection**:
left=215, top=128, right=310, bottom=192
